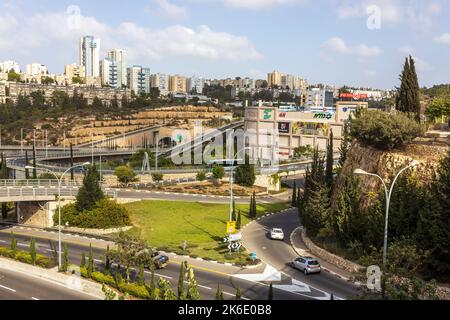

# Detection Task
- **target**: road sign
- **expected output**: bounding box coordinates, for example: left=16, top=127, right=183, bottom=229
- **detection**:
left=228, top=242, right=241, bottom=251
left=226, top=221, right=236, bottom=234
left=223, top=233, right=242, bottom=243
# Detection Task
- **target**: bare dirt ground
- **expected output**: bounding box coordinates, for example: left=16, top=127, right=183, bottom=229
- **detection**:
left=159, top=180, right=266, bottom=197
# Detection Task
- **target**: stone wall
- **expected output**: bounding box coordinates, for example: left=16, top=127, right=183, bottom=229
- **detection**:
left=16, top=202, right=52, bottom=228
left=300, top=227, right=362, bottom=273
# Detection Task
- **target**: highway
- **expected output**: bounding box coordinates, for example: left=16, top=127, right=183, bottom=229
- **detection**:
left=0, top=266, right=97, bottom=300
left=0, top=227, right=314, bottom=300
left=241, top=208, right=361, bottom=300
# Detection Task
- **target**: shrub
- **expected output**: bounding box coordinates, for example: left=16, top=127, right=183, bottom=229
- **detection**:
left=91, top=271, right=116, bottom=287
left=151, top=172, right=164, bottom=182
left=118, top=281, right=151, bottom=299
left=114, top=166, right=138, bottom=186
left=196, top=171, right=207, bottom=182
left=57, top=199, right=131, bottom=229
left=212, top=166, right=225, bottom=180
left=350, top=110, right=424, bottom=150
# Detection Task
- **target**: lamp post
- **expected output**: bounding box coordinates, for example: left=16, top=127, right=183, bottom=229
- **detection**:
left=354, top=160, right=419, bottom=269
left=26, top=162, right=90, bottom=270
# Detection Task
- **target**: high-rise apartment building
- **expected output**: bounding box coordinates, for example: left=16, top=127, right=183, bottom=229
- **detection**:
left=267, top=70, right=283, bottom=88
left=25, top=63, right=48, bottom=76
left=150, top=73, right=170, bottom=96
left=79, top=35, right=100, bottom=77
left=169, top=75, right=187, bottom=93
left=306, top=88, right=334, bottom=111
left=100, top=58, right=118, bottom=88
left=187, top=76, right=204, bottom=94
left=127, top=65, right=151, bottom=94
left=107, top=49, right=127, bottom=88
left=0, top=60, right=20, bottom=73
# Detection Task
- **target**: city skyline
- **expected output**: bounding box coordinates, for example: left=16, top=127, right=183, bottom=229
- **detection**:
left=0, top=1, right=449, bottom=89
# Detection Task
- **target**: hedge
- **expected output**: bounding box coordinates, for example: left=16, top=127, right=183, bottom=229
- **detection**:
left=57, top=199, right=131, bottom=229
left=0, top=247, right=55, bottom=268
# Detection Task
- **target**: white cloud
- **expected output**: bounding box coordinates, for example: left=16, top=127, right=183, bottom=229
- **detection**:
left=0, top=8, right=262, bottom=64
left=155, top=0, right=189, bottom=20
left=398, top=46, right=415, bottom=55
left=322, top=37, right=383, bottom=58
left=222, top=0, right=304, bottom=9
left=434, top=33, right=450, bottom=44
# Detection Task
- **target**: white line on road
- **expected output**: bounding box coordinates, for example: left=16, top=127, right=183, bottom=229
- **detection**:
left=31, top=297, right=39, bottom=300
left=0, top=285, right=16, bottom=292
left=144, top=270, right=172, bottom=280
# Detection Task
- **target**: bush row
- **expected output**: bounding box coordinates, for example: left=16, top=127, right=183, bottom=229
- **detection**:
left=0, top=247, right=56, bottom=268
left=79, top=267, right=150, bottom=299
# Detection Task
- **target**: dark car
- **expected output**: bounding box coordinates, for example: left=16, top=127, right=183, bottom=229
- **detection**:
left=151, top=251, right=169, bottom=269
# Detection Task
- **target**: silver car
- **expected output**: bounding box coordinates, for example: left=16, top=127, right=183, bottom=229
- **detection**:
left=293, top=256, right=321, bottom=275
left=270, top=228, right=285, bottom=240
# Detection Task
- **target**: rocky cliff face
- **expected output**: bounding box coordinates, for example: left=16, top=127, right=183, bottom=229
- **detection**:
left=331, top=142, right=448, bottom=210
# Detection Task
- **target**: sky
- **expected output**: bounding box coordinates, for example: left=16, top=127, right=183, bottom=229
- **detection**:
left=0, top=0, right=449, bottom=89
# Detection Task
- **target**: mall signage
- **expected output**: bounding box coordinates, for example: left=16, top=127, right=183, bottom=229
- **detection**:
left=340, top=93, right=368, bottom=100
left=278, top=122, right=291, bottom=133
left=313, top=113, right=333, bottom=120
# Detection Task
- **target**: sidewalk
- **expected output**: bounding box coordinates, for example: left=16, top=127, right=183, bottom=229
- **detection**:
left=0, top=257, right=104, bottom=299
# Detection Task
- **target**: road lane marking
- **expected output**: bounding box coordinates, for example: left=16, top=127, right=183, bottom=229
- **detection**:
left=144, top=271, right=172, bottom=280
left=168, top=260, right=230, bottom=278
left=31, top=297, right=39, bottom=300
left=0, top=285, right=16, bottom=292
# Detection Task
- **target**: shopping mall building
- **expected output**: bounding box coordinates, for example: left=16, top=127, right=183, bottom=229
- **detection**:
left=244, top=99, right=368, bottom=161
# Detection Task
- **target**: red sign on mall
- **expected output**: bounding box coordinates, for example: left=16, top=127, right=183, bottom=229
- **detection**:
left=339, top=93, right=368, bottom=100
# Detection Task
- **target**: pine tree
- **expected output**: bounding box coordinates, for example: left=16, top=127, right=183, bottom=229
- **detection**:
left=80, top=252, right=86, bottom=269
left=291, top=181, right=297, bottom=207
left=268, top=283, right=273, bottom=300
left=30, top=238, right=36, bottom=265
left=235, top=286, right=242, bottom=300
left=236, top=210, right=242, bottom=230
left=87, top=243, right=94, bottom=276
left=326, top=129, right=334, bottom=188
left=62, top=243, right=69, bottom=272
left=215, top=284, right=224, bottom=300
left=75, top=165, right=105, bottom=212
left=178, top=261, right=185, bottom=299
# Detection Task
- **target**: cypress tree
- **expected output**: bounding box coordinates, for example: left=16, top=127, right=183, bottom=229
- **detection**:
left=70, top=143, right=74, bottom=181
left=32, top=143, right=37, bottom=179
left=62, top=243, right=69, bottom=272
left=291, top=181, right=297, bottom=207
left=236, top=210, right=242, bottom=230
left=249, top=196, right=254, bottom=218
left=232, top=200, right=236, bottom=221
left=235, top=286, right=242, bottom=300
left=137, top=263, right=145, bottom=286
left=326, top=129, right=334, bottom=188
left=338, top=122, right=350, bottom=170
left=10, top=232, right=17, bottom=251
left=30, top=238, right=36, bottom=265
left=1, top=153, right=7, bottom=219
left=87, top=243, right=94, bottom=276
left=80, top=252, right=86, bottom=269
left=252, top=192, right=257, bottom=218
left=268, top=283, right=273, bottom=300
left=178, top=261, right=185, bottom=299
left=396, top=55, right=421, bottom=121
left=25, top=150, right=30, bottom=179
left=215, top=284, right=224, bottom=300
left=105, top=245, right=111, bottom=272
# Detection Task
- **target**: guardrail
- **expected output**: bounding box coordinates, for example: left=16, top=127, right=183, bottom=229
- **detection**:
left=0, top=186, right=117, bottom=201
left=0, top=179, right=80, bottom=187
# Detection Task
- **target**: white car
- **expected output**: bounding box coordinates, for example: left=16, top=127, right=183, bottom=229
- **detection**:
left=270, top=228, right=285, bottom=240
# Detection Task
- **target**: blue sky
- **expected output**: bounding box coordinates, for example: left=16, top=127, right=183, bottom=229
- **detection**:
left=1, top=0, right=449, bottom=89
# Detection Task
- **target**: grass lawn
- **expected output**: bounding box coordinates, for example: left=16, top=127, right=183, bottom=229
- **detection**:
left=123, top=200, right=289, bottom=264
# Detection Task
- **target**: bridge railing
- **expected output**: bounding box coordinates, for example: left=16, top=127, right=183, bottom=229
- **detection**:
left=0, top=186, right=117, bottom=200
left=0, top=179, right=81, bottom=187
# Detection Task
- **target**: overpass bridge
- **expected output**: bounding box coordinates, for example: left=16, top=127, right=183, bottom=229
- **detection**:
left=0, top=179, right=116, bottom=202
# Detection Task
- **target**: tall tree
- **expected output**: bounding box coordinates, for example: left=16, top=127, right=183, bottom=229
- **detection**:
left=291, top=181, right=297, bottom=207
left=87, top=243, right=94, bottom=276
left=25, top=151, right=30, bottom=179
left=338, top=122, right=351, bottom=170
left=396, top=56, right=421, bottom=121
left=75, top=165, right=105, bottom=212
left=326, top=129, right=334, bottom=188
left=178, top=261, right=185, bottom=299
left=70, top=143, right=74, bottom=181
left=32, top=142, right=37, bottom=179
left=236, top=210, right=242, bottom=230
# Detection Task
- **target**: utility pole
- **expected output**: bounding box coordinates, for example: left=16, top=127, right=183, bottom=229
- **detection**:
left=45, top=129, right=48, bottom=158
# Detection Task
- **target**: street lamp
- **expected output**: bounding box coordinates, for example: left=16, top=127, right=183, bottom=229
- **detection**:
left=26, top=162, right=90, bottom=270
left=354, top=160, right=419, bottom=268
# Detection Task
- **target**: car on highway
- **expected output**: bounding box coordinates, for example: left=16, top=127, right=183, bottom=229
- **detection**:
left=270, top=228, right=285, bottom=240
left=152, top=251, right=169, bottom=269
left=293, top=256, right=321, bottom=275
